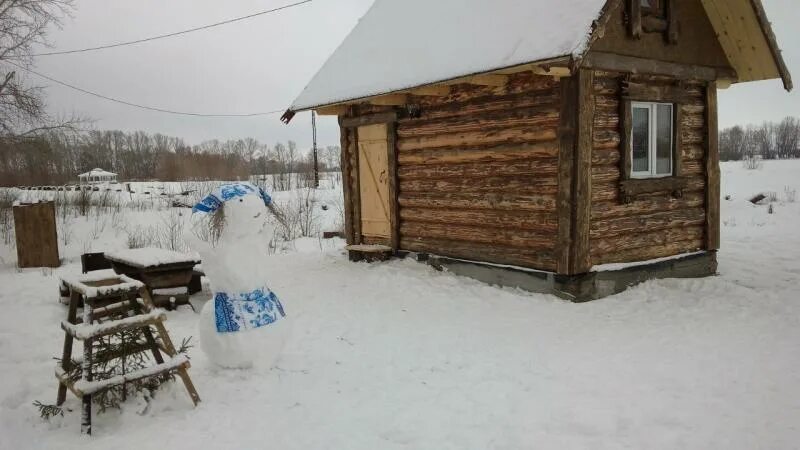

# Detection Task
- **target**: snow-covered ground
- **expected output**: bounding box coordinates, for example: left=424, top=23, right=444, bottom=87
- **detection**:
left=1, top=161, right=799, bottom=449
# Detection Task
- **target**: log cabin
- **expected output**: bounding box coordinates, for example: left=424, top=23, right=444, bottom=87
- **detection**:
left=281, top=0, right=792, bottom=300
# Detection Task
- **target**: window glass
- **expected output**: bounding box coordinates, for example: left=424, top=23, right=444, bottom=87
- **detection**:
left=656, top=104, right=673, bottom=175
left=632, top=107, right=650, bottom=173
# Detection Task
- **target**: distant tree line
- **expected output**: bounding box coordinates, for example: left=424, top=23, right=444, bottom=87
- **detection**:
left=720, top=117, right=800, bottom=161
left=0, top=129, right=341, bottom=187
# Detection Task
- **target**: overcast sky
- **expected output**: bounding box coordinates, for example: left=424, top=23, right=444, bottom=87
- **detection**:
left=32, top=0, right=799, bottom=150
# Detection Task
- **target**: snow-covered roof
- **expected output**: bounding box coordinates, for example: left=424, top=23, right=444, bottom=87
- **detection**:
left=289, top=0, right=606, bottom=111
left=286, top=0, right=792, bottom=114
left=79, top=168, right=117, bottom=177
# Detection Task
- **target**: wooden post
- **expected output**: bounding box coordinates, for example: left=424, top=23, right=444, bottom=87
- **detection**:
left=673, top=94, right=684, bottom=178
left=666, top=0, right=679, bottom=44
left=351, top=127, right=362, bottom=244
left=556, top=75, right=578, bottom=274
left=312, top=111, right=320, bottom=188
left=386, top=122, right=400, bottom=251
left=339, top=124, right=355, bottom=244
left=628, top=0, right=642, bottom=39
left=570, top=68, right=594, bottom=274
left=705, top=81, right=720, bottom=250
left=620, top=92, right=633, bottom=183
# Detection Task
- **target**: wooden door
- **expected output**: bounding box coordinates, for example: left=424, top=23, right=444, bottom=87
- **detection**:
left=357, top=123, right=391, bottom=241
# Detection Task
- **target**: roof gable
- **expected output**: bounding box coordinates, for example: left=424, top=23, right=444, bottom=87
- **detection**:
left=590, top=0, right=732, bottom=70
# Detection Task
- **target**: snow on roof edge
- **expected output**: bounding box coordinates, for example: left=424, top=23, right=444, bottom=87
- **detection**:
left=286, top=0, right=608, bottom=114
left=79, top=168, right=117, bottom=177
left=289, top=54, right=576, bottom=112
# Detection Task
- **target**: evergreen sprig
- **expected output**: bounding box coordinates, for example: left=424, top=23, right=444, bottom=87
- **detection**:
left=33, top=401, right=63, bottom=419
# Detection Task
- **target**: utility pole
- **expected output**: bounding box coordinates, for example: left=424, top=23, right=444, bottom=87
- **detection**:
left=312, top=110, right=319, bottom=188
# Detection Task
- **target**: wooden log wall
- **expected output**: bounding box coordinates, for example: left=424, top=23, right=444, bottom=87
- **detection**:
left=590, top=70, right=708, bottom=265
left=395, top=73, right=563, bottom=271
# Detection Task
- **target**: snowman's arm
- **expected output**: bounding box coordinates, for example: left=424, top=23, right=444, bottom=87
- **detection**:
left=267, top=203, right=289, bottom=229
left=186, top=214, right=214, bottom=253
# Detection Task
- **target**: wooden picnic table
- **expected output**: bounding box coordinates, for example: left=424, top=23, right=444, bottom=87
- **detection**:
left=105, top=248, right=201, bottom=311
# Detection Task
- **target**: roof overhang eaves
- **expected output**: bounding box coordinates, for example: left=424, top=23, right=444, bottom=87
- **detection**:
left=282, top=55, right=575, bottom=121
left=749, top=0, right=793, bottom=91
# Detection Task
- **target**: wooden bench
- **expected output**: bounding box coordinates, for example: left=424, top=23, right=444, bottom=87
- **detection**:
left=57, top=272, right=199, bottom=434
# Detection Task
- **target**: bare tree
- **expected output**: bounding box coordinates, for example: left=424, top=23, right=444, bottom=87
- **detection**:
left=272, top=142, right=289, bottom=191
left=775, top=117, right=800, bottom=159
left=287, top=140, right=298, bottom=188
left=751, top=123, right=776, bottom=160
left=0, top=0, right=85, bottom=141
left=323, top=145, right=341, bottom=171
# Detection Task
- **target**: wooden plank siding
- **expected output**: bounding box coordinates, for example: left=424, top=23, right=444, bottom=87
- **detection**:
left=589, top=70, right=709, bottom=265
left=395, top=73, right=563, bottom=271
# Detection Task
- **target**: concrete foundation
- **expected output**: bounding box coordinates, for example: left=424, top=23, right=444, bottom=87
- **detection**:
left=395, top=250, right=718, bottom=302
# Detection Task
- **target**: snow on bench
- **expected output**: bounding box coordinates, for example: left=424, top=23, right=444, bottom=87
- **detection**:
left=61, top=310, right=167, bottom=340
left=60, top=270, right=144, bottom=299
left=152, top=287, right=189, bottom=296
left=58, top=354, right=190, bottom=396
left=105, top=248, right=200, bottom=269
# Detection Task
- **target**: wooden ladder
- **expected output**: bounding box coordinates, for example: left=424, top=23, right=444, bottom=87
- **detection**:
left=56, top=274, right=200, bottom=434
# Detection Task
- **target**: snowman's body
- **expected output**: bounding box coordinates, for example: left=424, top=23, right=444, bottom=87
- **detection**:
left=191, top=184, right=289, bottom=369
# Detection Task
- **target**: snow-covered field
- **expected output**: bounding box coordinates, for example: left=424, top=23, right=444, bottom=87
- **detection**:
left=1, top=161, right=799, bottom=449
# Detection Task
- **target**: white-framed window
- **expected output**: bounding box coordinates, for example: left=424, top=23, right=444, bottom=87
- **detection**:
left=631, top=102, right=674, bottom=178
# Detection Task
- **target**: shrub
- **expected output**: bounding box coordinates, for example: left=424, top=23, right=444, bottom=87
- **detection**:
left=784, top=186, right=797, bottom=203
left=0, top=189, right=19, bottom=246
left=766, top=191, right=778, bottom=203
left=743, top=155, right=763, bottom=170
left=157, top=209, right=188, bottom=252
left=272, top=189, right=320, bottom=240
left=126, top=226, right=159, bottom=249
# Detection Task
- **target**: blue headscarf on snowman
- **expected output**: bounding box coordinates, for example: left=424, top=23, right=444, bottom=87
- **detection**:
left=192, top=182, right=272, bottom=214
left=192, top=182, right=286, bottom=333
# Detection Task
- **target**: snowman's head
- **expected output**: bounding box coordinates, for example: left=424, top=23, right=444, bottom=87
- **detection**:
left=192, top=182, right=272, bottom=241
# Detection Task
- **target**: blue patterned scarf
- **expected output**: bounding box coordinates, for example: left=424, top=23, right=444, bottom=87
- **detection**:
left=214, top=287, right=286, bottom=333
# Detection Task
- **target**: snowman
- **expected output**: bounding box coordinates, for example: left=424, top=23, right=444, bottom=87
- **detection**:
left=190, top=182, right=289, bottom=369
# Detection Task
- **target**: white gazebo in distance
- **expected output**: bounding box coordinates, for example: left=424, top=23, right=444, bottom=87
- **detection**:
left=78, top=168, right=118, bottom=184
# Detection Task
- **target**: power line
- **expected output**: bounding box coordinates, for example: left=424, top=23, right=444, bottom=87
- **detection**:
left=6, top=61, right=286, bottom=118
left=32, top=0, right=313, bottom=57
